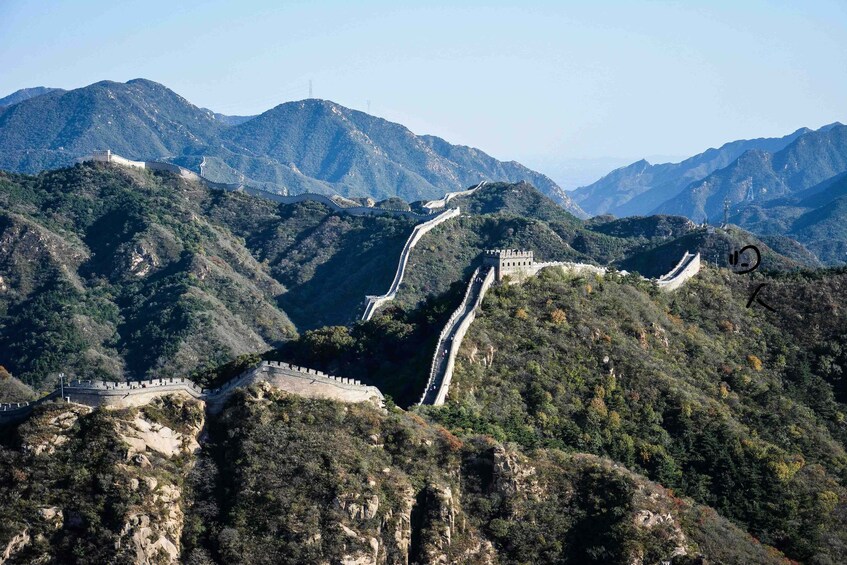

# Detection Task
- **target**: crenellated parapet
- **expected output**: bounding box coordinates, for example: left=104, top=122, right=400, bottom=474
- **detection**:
left=483, top=249, right=535, bottom=281
left=654, top=252, right=701, bottom=291
left=1, top=361, right=384, bottom=424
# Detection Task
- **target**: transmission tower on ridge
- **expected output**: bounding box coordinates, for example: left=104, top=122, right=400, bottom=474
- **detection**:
left=309, top=80, right=313, bottom=98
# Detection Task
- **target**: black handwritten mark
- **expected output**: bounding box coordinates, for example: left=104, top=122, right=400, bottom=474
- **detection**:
left=746, top=283, right=776, bottom=312
left=729, top=245, right=761, bottom=274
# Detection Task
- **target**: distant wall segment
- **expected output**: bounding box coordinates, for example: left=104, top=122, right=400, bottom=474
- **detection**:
left=82, top=151, right=440, bottom=220
left=422, top=180, right=487, bottom=210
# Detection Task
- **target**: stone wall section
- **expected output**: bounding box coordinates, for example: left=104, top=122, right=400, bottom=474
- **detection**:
left=0, top=362, right=383, bottom=424
left=419, top=266, right=496, bottom=406
left=362, top=207, right=461, bottom=320
left=654, top=252, right=701, bottom=291
left=421, top=180, right=487, bottom=210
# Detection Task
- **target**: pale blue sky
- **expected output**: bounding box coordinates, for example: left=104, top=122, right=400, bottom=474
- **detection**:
left=1, top=0, right=845, bottom=185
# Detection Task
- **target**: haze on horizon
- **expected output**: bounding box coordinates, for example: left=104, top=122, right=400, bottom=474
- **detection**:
left=1, top=0, right=845, bottom=188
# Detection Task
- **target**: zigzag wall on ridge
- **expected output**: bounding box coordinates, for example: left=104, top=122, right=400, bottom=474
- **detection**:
left=422, top=180, right=487, bottom=210
left=362, top=207, right=461, bottom=320
left=655, top=252, right=701, bottom=291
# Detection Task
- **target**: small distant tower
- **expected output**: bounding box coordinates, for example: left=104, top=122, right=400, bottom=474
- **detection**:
left=309, top=80, right=313, bottom=99
left=367, top=100, right=371, bottom=114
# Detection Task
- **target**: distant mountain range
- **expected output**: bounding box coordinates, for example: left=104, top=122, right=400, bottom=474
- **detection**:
left=571, top=126, right=822, bottom=217
left=574, top=122, right=847, bottom=264
left=0, top=79, right=585, bottom=216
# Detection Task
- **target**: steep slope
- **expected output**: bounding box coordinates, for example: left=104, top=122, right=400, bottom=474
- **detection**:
left=203, top=99, right=585, bottom=215
left=0, top=163, right=413, bottom=389
left=618, top=225, right=815, bottom=277
left=1, top=388, right=790, bottom=564
left=0, top=87, right=64, bottom=108
left=0, top=79, right=222, bottom=173
left=571, top=127, right=814, bottom=217
left=428, top=266, right=847, bottom=563
left=656, top=123, right=847, bottom=221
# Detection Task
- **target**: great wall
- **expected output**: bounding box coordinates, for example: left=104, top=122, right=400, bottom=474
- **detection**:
left=418, top=249, right=701, bottom=406
left=421, top=180, right=487, bottom=210
left=362, top=207, right=461, bottom=320
left=0, top=361, right=383, bottom=424
left=0, top=152, right=703, bottom=419
left=84, top=150, right=441, bottom=221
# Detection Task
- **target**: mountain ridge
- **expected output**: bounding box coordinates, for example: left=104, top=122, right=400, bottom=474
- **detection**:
left=572, top=126, right=828, bottom=218
left=0, top=79, right=586, bottom=216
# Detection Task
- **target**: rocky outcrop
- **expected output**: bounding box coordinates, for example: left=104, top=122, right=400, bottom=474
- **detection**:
left=0, top=529, right=30, bottom=564
left=21, top=406, right=88, bottom=456
left=110, top=398, right=204, bottom=564
left=118, top=413, right=201, bottom=458
left=492, top=446, right=542, bottom=503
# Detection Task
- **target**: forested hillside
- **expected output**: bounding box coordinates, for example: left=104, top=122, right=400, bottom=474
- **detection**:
left=0, top=162, right=411, bottom=390
left=428, top=265, right=847, bottom=563
left=0, top=388, right=791, bottom=564
left=0, top=79, right=585, bottom=215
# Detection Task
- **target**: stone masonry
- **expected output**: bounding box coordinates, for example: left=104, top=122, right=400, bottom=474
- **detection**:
left=0, top=361, right=384, bottom=424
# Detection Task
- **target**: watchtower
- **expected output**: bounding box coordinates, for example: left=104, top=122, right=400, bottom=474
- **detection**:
left=483, top=249, right=534, bottom=281
left=91, top=149, right=113, bottom=163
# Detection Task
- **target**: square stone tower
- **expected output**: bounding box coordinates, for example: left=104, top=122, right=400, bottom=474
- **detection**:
left=483, top=249, right=534, bottom=281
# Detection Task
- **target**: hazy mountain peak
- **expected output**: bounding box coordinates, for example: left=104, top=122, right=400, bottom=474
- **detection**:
left=0, top=86, right=63, bottom=107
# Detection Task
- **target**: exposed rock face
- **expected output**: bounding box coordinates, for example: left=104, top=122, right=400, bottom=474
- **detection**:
left=118, top=413, right=200, bottom=458
left=110, top=398, right=204, bottom=564
left=336, top=493, right=381, bottom=521
left=492, top=446, right=541, bottom=502
left=22, top=406, right=88, bottom=456
left=0, top=529, right=30, bottom=564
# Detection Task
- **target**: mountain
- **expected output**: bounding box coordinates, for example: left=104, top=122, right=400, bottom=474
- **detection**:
left=0, top=86, right=63, bottom=108
left=0, top=391, right=789, bottom=565
left=0, top=79, right=222, bottom=173
left=0, top=162, right=415, bottom=389
left=0, top=79, right=585, bottom=216
left=192, top=98, right=584, bottom=213
left=655, top=123, right=847, bottom=222
left=731, top=172, right=847, bottom=265
left=618, top=224, right=817, bottom=277
left=3, top=164, right=847, bottom=563
left=434, top=265, right=847, bottom=563
left=572, top=127, right=821, bottom=217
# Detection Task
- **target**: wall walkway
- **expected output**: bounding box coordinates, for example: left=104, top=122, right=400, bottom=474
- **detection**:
left=422, top=180, right=487, bottom=210
left=419, top=266, right=496, bottom=406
